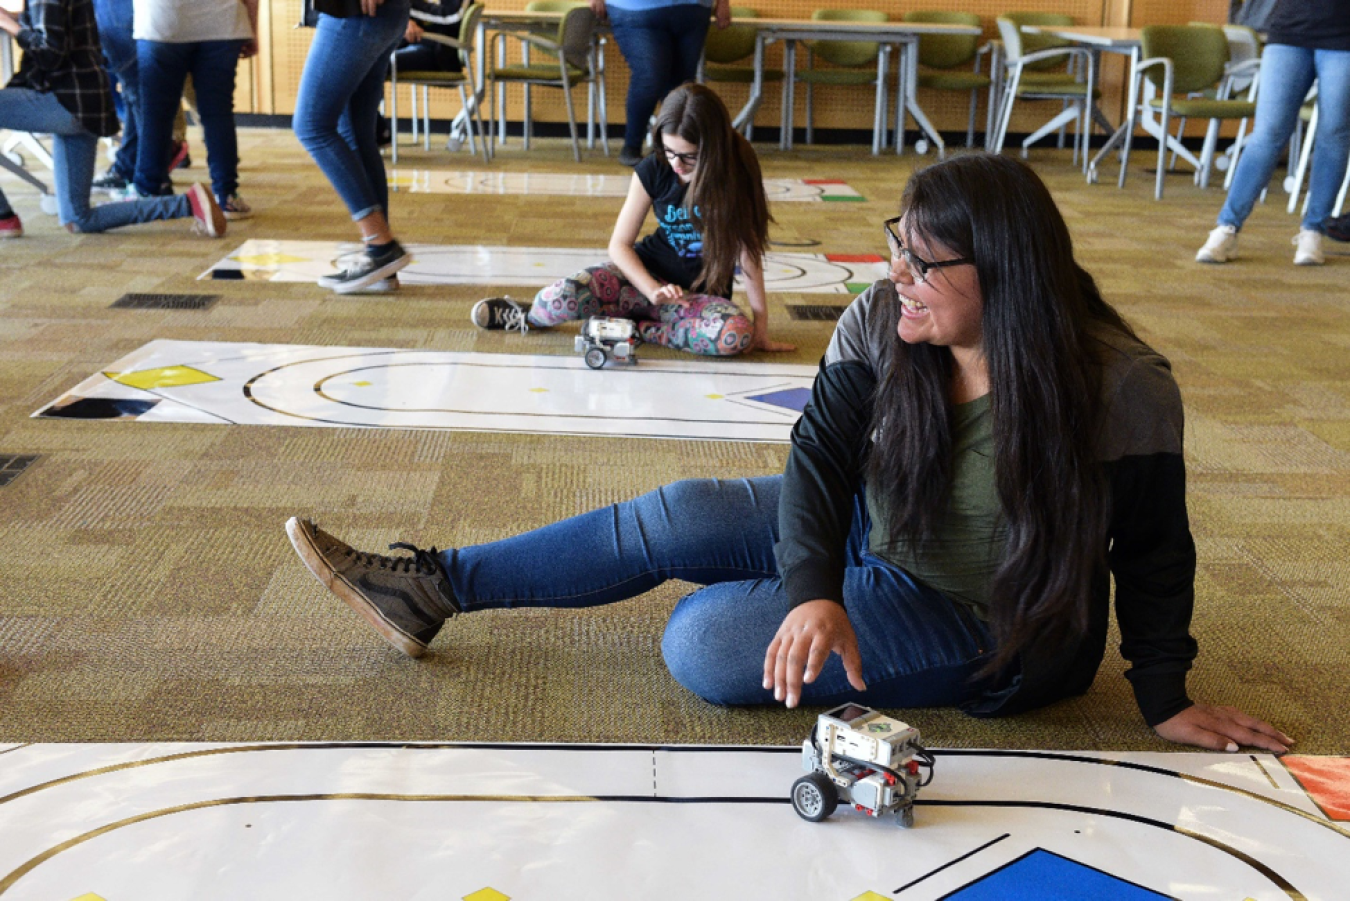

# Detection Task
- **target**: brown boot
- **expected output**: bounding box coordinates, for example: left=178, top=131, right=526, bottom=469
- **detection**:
left=286, top=517, right=459, bottom=657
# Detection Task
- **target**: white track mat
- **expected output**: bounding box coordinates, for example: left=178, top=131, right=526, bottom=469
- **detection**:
left=32, top=340, right=817, bottom=442
left=388, top=169, right=866, bottom=201
left=0, top=742, right=1346, bottom=899
left=201, top=240, right=888, bottom=294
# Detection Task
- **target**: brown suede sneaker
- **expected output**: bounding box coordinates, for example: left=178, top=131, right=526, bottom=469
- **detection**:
left=286, top=517, right=459, bottom=657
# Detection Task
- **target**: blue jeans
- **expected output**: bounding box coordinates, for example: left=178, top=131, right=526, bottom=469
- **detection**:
left=134, top=38, right=246, bottom=200
left=92, top=0, right=139, bottom=179
left=293, top=0, right=410, bottom=222
left=0, top=88, right=189, bottom=230
left=1219, top=43, right=1350, bottom=233
left=440, top=476, right=998, bottom=708
left=606, top=3, right=711, bottom=153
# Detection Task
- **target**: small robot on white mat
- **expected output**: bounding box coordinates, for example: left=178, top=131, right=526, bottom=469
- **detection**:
left=791, top=703, right=935, bottom=828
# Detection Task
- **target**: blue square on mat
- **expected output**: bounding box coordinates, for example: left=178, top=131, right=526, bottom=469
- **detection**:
left=942, top=848, right=1174, bottom=901
left=746, top=387, right=812, bottom=413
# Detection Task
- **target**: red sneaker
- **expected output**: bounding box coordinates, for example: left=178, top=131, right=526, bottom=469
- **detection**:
left=186, top=184, right=226, bottom=238
left=168, top=140, right=191, bottom=172
left=0, top=214, right=22, bottom=239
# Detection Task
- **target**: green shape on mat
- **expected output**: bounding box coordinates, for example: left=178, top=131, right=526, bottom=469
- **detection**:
left=822, top=194, right=866, bottom=202
left=846, top=282, right=871, bottom=294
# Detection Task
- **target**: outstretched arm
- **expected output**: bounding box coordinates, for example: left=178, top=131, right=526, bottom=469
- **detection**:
left=739, top=247, right=794, bottom=352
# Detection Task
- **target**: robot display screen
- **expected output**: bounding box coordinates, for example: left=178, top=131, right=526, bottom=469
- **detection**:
left=833, top=704, right=872, bottom=723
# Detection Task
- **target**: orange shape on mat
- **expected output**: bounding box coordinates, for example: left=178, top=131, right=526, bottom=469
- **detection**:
left=1282, top=756, right=1350, bottom=820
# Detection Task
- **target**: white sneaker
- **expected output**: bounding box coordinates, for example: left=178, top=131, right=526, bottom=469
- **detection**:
left=1196, top=225, right=1238, bottom=263
left=1293, top=229, right=1325, bottom=266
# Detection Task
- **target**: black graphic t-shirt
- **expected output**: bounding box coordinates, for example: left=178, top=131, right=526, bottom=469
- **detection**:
left=632, top=154, right=730, bottom=298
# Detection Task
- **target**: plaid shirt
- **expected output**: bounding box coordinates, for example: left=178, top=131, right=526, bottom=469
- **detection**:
left=8, top=0, right=118, bottom=137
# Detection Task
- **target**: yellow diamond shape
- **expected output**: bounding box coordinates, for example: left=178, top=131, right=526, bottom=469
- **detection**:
left=464, top=889, right=510, bottom=901
left=850, top=893, right=889, bottom=901
left=68, top=895, right=108, bottom=901
left=529, top=387, right=549, bottom=393
left=706, top=393, right=724, bottom=400
left=105, top=365, right=221, bottom=390
left=233, top=252, right=311, bottom=267
left=352, top=380, right=372, bottom=387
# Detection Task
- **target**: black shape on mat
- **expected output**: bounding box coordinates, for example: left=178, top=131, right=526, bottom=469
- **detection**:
left=112, top=293, right=221, bottom=310
left=39, top=397, right=160, bottom=420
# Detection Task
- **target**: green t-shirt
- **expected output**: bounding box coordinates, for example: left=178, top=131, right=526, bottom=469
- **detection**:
left=866, top=394, right=1006, bottom=619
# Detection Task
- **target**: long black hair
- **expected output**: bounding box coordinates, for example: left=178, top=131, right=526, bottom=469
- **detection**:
left=865, top=153, right=1139, bottom=673
left=651, top=83, right=771, bottom=295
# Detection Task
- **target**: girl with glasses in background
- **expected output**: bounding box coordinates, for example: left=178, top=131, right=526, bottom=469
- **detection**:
left=471, top=83, right=794, bottom=357
left=290, top=152, right=1289, bottom=756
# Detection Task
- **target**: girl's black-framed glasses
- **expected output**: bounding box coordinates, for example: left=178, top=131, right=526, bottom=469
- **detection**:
left=663, top=147, right=699, bottom=166
left=883, top=216, right=973, bottom=285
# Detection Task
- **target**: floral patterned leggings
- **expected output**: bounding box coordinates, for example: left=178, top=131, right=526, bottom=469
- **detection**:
left=529, top=263, right=754, bottom=356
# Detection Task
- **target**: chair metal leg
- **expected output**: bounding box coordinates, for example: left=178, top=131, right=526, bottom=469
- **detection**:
left=563, top=82, right=581, bottom=162
left=390, top=68, right=400, bottom=164
left=423, top=86, right=432, bottom=151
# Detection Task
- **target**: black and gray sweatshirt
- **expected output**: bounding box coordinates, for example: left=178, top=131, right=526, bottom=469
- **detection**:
left=774, top=280, right=1198, bottom=727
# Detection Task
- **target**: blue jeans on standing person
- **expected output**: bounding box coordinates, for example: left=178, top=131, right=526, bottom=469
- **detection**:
left=438, top=475, right=998, bottom=707
left=92, top=0, right=139, bottom=181
left=605, top=3, right=712, bottom=155
left=293, top=0, right=410, bottom=222
left=134, top=38, right=246, bottom=201
left=0, top=88, right=189, bottom=231
left=1219, top=43, right=1350, bottom=233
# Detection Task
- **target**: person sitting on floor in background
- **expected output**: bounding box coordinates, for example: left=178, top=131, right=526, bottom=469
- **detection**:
left=287, top=152, right=1291, bottom=755
left=0, top=0, right=226, bottom=239
left=471, top=83, right=795, bottom=357
left=125, top=0, right=258, bottom=220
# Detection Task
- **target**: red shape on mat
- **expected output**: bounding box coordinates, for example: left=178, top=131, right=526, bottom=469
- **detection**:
left=1283, top=756, right=1350, bottom=821
left=825, top=253, right=886, bottom=264
left=803, top=178, right=847, bottom=184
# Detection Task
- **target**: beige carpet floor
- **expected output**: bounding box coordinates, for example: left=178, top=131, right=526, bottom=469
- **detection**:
left=0, top=128, right=1346, bottom=753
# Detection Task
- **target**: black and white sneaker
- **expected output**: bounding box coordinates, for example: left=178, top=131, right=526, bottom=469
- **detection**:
left=318, top=240, right=411, bottom=294
left=471, top=296, right=529, bottom=333
left=91, top=168, right=129, bottom=191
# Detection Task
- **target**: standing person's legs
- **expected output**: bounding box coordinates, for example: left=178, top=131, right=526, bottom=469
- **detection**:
left=1218, top=44, right=1316, bottom=230
left=134, top=39, right=194, bottom=196
left=606, top=5, right=674, bottom=158
left=188, top=39, right=245, bottom=206
left=1302, top=48, right=1350, bottom=232
left=666, top=3, right=712, bottom=93
left=92, top=0, right=140, bottom=183
left=293, top=3, right=408, bottom=223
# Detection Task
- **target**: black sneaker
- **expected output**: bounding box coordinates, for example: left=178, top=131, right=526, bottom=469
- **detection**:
left=318, top=240, right=411, bottom=294
left=618, top=146, right=642, bottom=167
left=471, top=296, right=529, bottom=333
left=286, top=517, right=459, bottom=658
left=92, top=169, right=129, bottom=191
left=1326, top=213, right=1350, bottom=243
